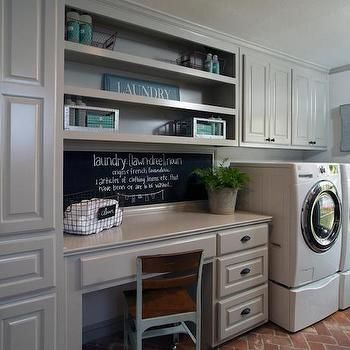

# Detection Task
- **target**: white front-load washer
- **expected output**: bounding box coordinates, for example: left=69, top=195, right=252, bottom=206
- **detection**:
left=232, top=162, right=342, bottom=331
left=340, top=164, right=350, bottom=309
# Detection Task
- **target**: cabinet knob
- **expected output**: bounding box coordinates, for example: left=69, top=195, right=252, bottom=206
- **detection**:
left=240, top=268, right=251, bottom=275
left=309, top=141, right=316, bottom=145
left=270, top=138, right=275, bottom=142
left=241, top=235, right=251, bottom=243
left=265, top=138, right=271, bottom=142
left=241, top=308, right=251, bottom=316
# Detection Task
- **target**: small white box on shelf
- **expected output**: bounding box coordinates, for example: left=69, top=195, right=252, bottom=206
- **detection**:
left=193, top=117, right=226, bottom=139
left=64, top=105, right=119, bottom=132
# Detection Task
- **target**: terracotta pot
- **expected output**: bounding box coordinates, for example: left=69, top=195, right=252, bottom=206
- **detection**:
left=207, top=187, right=238, bottom=215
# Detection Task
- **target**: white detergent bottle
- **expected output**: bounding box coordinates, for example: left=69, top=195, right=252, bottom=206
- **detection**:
left=204, top=53, right=213, bottom=73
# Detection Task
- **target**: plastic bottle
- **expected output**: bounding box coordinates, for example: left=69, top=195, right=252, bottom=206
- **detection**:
left=66, top=11, right=80, bottom=43
left=79, top=14, right=93, bottom=45
left=212, top=55, right=220, bottom=74
left=204, top=53, right=213, bottom=73
left=75, top=96, right=87, bottom=127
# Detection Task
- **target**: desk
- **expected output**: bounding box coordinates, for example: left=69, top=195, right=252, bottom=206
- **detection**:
left=64, top=209, right=271, bottom=349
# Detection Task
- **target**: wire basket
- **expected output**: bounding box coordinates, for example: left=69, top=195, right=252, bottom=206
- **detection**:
left=91, top=29, right=117, bottom=50
left=64, top=190, right=123, bottom=235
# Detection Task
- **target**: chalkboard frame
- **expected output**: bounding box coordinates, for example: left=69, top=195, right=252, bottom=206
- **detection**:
left=63, top=150, right=214, bottom=208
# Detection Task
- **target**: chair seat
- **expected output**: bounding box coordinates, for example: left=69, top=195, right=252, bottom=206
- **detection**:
left=124, top=287, right=196, bottom=319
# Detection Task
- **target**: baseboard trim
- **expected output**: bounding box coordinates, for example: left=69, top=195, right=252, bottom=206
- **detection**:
left=83, top=317, right=123, bottom=344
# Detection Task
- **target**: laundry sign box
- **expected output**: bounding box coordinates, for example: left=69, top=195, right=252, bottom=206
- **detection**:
left=102, top=74, right=180, bottom=101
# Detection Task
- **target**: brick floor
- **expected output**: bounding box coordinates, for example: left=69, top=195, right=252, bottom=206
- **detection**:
left=83, top=310, right=350, bottom=350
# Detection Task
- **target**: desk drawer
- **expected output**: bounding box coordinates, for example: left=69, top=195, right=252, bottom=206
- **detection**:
left=218, top=224, right=268, bottom=256
left=217, top=246, right=268, bottom=298
left=80, top=234, right=216, bottom=288
left=218, top=284, right=268, bottom=341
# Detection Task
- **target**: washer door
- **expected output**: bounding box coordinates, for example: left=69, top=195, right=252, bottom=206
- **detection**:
left=301, top=180, right=342, bottom=253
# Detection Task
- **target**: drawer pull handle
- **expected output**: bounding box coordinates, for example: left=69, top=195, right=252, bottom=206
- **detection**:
left=240, top=268, right=251, bottom=275
left=241, top=235, right=251, bottom=243
left=241, top=308, right=251, bottom=316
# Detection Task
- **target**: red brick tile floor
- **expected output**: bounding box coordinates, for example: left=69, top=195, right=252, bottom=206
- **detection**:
left=83, top=309, right=350, bottom=350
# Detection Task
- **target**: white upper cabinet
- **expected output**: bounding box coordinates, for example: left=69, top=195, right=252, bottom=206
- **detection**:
left=269, top=62, right=291, bottom=145
left=0, top=0, right=57, bottom=234
left=312, top=77, right=328, bottom=147
left=242, top=50, right=291, bottom=146
left=292, top=68, right=328, bottom=148
left=291, top=68, right=312, bottom=146
left=242, top=51, right=269, bottom=144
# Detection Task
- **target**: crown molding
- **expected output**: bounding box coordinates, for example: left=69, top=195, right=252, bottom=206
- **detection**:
left=329, top=64, right=350, bottom=75
left=67, top=0, right=330, bottom=73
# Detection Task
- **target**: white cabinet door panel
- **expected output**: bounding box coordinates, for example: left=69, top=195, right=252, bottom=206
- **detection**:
left=0, top=294, right=55, bottom=350
left=1, top=0, right=44, bottom=84
left=0, top=0, right=56, bottom=234
left=270, top=64, right=291, bottom=145
left=292, top=70, right=312, bottom=146
left=0, top=94, right=54, bottom=234
left=243, top=54, right=269, bottom=143
left=312, top=79, right=328, bottom=147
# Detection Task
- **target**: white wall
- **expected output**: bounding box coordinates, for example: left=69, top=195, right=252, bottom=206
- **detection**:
left=217, top=147, right=305, bottom=163
left=305, top=70, right=350, bottom=163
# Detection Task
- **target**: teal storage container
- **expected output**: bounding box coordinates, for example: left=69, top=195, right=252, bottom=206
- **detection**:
left=79, top=14, right=93, bottom=45
left=66, top=11, right=80, bottom=43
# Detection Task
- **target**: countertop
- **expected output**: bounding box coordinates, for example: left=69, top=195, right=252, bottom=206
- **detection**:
left=63, top=209, right=271, bottom=256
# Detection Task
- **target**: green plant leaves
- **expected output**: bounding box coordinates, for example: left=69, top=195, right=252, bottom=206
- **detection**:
left=193, top=164, right=249, bottom=190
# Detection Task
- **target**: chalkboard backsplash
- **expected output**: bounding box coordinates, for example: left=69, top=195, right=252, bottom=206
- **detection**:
left=63, top=151, right=212, bottom=207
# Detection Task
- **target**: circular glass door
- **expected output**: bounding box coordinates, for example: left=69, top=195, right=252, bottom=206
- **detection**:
left=301, top=180, right=342, bottom=253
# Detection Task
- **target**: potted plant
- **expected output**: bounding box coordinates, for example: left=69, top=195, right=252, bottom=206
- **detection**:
left=194, top=160, right=249, bottom=214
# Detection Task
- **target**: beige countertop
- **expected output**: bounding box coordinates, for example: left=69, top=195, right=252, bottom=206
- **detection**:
left=63, top=209, right=271, bottom=256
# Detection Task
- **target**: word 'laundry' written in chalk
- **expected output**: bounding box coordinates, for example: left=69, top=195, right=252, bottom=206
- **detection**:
left=93, top=153, right=183, bottom=170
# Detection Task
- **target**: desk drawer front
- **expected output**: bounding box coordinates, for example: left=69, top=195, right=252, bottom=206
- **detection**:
left=218, top=246, right=268, bottom=298
left=218, top=224, right=268, bottom=255
left=218, top=284, right=268, bottom=341
left=0, top=236, right=55, bottom=299
left=80, top=234, right=216, bottom=288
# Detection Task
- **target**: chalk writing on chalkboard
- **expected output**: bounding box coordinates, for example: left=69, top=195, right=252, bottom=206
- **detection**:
left=64, top=151, right=212, bottom=207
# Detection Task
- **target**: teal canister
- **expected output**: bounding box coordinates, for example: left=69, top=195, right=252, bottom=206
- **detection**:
left=66, top=11, right=80, bottom=43
left=79, top=14, right=93, bottom=45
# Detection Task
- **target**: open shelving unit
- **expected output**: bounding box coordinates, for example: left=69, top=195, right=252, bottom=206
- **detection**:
left=64, top=85, right=236, bottom=115
left=65, top=41, right=238, bottom=86
left=63, top=5, right=238, bottom=147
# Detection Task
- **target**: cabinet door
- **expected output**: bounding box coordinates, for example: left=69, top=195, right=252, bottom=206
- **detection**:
left=312, top=78, right=328, bottom=147
left=292, top=69, right=312, bottom=146
left=269, top=63, right=291, bottom=145
left=242, top=52, right=269, bottom=144
left=0, top=0, right=56, bottom=234
left=0, top=294, right=55, bottom=350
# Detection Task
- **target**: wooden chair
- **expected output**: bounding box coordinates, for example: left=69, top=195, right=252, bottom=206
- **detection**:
left=123, top=249, right=204, bottom=350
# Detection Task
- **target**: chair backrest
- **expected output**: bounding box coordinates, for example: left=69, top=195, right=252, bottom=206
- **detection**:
left=138, top=249, right=203, bottom=290
left=135, top=250, right=204, bottom=321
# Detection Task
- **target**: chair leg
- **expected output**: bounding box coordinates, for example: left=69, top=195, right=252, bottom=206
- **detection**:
left=123, top=303, right=128, bottom=350
left=171, top=324, right=180, bottom=349
left=195, top=321, right=201, bottom=350
left=136, top=330, right=142, bottom=350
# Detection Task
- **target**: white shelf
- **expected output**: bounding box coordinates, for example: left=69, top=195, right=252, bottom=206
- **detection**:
left=64, top=41, right=237, bottom=86
left=63, top=130, right=236, bottom=147
left=64, top=85, right=236, bottom=116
